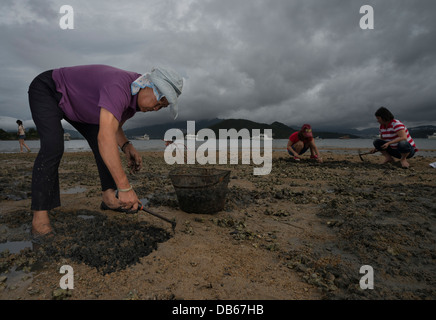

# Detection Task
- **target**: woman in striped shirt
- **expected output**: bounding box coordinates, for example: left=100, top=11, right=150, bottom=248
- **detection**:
left=371, top=107, right=417, bottom=168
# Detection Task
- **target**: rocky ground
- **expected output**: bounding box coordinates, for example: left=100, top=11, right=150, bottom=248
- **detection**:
left=0, top=149, right=435, bottom=300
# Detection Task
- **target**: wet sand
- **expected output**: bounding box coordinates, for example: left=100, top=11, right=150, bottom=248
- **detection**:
left=0, top=150, right=435, bottom=300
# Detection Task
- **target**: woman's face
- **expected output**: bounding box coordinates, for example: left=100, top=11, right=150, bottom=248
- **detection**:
left=376, top=116, right=386, bottom=126
left=137, top=87, right=169, bottom=112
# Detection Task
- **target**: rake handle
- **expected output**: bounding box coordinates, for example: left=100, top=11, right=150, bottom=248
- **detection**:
left=139, top=204, right=176, bottom=232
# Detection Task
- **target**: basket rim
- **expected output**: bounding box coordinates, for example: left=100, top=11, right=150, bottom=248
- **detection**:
left=169, top=167, right=231, bottom=178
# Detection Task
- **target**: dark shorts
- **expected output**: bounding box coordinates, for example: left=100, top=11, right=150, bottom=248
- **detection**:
left=18, top=135, right=25, bottom=140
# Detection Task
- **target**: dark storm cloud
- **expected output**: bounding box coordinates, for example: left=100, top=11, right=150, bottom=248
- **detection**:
left=0, top=0, right=435, bottom=131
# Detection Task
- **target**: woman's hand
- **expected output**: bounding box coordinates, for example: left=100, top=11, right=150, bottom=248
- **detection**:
left=124, top=144, right=142, bottom=174
left=118, top=188, right=139, bottom=211
left=381, top=142, right=390, bottom=149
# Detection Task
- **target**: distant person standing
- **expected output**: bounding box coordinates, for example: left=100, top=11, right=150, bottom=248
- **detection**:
left=16, top=120, right=31, bottom=153
left=287, top=124, right=323, bottom=162
left=371, top=107, right=417, bottom=168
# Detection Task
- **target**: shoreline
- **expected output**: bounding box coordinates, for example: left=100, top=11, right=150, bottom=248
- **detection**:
left=2, top=148, right=436, bottom=159
left=1, top=138, right=436, bottom=157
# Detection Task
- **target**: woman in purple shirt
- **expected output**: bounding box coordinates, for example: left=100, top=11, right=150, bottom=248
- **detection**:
left=27, top=65, right=183, bottom=239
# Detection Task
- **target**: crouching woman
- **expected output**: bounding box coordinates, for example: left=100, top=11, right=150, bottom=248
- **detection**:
left=287, top=124, right=323, bottom=162
left=371, top=107, right=418, bottom=168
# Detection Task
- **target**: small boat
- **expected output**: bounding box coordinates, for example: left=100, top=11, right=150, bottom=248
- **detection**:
left=135, top=134, right=150, bottom=140
left=64, top=133, right=71, bottom=141
left=428, top=133, right=436, bottom=140
left=251, top=133, right=273, bottom=140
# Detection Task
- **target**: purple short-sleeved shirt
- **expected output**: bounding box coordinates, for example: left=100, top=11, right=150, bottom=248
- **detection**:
left=52, top=65, right=141, bottom=124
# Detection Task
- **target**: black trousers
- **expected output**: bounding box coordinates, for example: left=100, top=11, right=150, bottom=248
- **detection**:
left=373, top=139, right=415, bottom=159
left=28, top=70, right=117, bottom=211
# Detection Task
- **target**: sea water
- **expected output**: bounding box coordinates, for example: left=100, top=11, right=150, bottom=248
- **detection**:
left=1, top=139, right=435, bottom=156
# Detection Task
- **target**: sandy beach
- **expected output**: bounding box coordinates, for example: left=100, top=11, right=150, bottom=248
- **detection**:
left=0, top=149, right=435, bottom=300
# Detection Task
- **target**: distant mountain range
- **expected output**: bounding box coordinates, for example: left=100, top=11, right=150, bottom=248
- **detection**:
left=123, top=118, right=362, bottom=139
left=124, top=118, right=222, bottom=139
left=3, top=119, right=436, bottom=140
left=123, top=119, right=436, bottom=139
left=408, top=126, right=436, bottom=138
left=321, top=125, right=436, bottom=139
left=204, top=119, right=362, bottom=139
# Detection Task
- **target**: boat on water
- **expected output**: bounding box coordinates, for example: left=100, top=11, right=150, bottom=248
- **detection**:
left=251, top=133, right=273, bottom=140
left=184, top=134, right=206, bottom=141
left=135, top=134, right=150, bottom=140
left=428, top=133, right=436, bottom=140
left=64, top=133, right=71, bottom=141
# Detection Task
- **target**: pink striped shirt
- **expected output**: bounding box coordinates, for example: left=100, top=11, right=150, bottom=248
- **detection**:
left=380, top=119, right=417, bottom=150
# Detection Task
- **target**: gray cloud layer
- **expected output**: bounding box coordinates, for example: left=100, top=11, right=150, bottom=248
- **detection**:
left=1, top=0, right=435, bottom=131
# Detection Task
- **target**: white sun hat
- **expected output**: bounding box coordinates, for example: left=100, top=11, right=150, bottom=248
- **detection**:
left=149, top=67, right=183, bottom=120
left=131, top=66, right=183, bottom=120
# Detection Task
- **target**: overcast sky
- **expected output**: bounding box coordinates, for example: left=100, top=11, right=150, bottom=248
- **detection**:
left=1, top=0, right=435, bottom=132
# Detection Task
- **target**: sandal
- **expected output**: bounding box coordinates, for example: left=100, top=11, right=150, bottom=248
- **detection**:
left=100, top=201, right=138, bottom=214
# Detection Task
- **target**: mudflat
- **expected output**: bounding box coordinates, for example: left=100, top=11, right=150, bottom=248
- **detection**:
left=0, top=150, right=435, bottom=300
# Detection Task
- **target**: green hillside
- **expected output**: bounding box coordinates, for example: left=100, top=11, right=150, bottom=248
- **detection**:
left=207, top=119, right=360, bottom=139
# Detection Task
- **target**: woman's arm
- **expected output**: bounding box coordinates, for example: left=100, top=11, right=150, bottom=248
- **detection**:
left=309, top=140, right=323, bottom=162
left=381, top=129, right=408, bottom=149
left=98, top=108, right=139, bottom=210
left=115, top=120, right=129, bottom=149
left=287, top=139, right=300, bottom=157
left=115, top=120, right=143, bottom=174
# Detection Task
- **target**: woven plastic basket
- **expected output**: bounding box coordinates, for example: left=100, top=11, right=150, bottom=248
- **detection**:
left=169, top=167, right=231, bottom=214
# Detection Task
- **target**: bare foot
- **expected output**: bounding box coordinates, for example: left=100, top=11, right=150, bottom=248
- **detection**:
left=400, top=159, right=410, bottom=168
left=381, top=158, right=394, bottom=164
left=32, top=211, right=53, bottom=235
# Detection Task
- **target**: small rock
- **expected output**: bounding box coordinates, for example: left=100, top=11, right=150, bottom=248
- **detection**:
left=27, top=287, right=41, bottom=296
left=52, top=288, right=72, bottom=300
left=124, top=289, right=140, bottom=300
